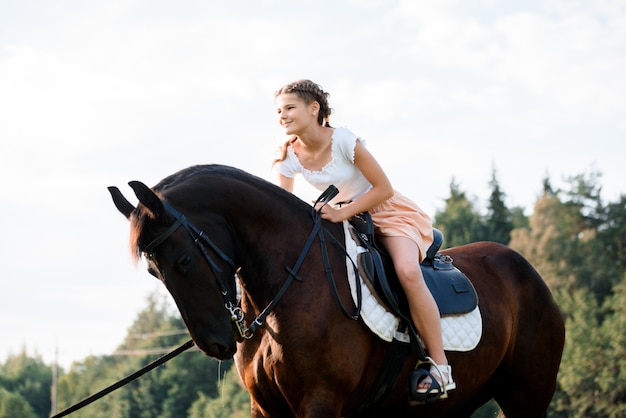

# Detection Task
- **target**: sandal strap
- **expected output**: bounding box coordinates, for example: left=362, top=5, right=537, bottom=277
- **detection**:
left=430, top=363, right=455, bottom=391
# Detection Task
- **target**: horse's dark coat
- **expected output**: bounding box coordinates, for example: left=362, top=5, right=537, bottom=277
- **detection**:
left=110, top=164, right=565, bottom=418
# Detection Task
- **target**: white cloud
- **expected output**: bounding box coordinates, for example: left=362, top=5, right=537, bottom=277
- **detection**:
left=381, top=0, right=626, bottom=121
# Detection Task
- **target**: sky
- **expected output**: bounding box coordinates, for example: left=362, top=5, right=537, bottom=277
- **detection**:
left=1, top=0, right=625, bottom=370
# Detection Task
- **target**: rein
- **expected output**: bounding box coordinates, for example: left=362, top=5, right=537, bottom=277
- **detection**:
left=50, top=339, right=194, bottom=418
left=146, top=185, right=361, bottom=342
left=244, top=195, right=363, bottom=337
left=54, top=187, right=363, bottom=416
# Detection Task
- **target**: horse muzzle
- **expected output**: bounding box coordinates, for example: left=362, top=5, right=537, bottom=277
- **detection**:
left=194, top=337, right=237, bottom=360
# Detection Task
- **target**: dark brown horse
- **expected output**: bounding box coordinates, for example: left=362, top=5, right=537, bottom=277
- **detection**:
left=109, top=164, right=564, bottom=418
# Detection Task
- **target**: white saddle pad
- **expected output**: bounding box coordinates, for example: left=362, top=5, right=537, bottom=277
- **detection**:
left=343, top=221, right=482, bottom=352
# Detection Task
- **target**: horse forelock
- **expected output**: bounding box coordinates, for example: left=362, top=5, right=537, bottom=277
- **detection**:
left=128, top=203, right=159, bottom=263
left=126, top=166, right=220, bottom=262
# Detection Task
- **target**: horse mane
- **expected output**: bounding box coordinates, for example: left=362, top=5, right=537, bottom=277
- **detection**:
left=128, top=164, right=311, bottom=262
left=154, top=164, right=308, bottom=209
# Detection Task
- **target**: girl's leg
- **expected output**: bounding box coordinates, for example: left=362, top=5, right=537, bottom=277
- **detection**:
left=378, top=235, right=450, bottom=376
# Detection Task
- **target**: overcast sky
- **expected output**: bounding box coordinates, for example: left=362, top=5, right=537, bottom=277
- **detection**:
left=1, top=0, right=624, bottom=369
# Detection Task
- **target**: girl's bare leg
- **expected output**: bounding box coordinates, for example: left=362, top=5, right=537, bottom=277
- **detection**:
left=379, top=236, right=450, bottom=386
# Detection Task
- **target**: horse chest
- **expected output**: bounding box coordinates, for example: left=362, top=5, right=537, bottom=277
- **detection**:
left=238, top=339, right=284, bottom=383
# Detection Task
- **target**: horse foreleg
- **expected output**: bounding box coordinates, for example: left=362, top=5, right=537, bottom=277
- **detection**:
left=248, top=392, right=344, bottom=417
left=297, top=392, right=344, bottom=418
left=250, top=400, right=269, bottom=418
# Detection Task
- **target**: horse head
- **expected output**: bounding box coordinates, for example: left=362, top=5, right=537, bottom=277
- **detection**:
left=108, top=177, right=240, bottom=360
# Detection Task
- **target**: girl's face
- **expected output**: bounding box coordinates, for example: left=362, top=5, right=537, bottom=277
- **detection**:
left=275, top=93, right=319, bottom=135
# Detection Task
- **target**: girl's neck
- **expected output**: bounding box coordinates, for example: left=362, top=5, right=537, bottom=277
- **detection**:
left=297, top=125, right=332, bottom=150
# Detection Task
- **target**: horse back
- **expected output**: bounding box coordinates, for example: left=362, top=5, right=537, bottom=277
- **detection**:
left=443, top=242, right=565, bottom=394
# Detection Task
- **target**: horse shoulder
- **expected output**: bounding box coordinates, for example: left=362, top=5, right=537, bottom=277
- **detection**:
left=236, top=338, right=294, bottom=415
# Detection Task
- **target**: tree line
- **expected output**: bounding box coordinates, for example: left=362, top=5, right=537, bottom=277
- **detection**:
left=1, top=167, right=625, bottom=417
left=435, top=168, right=626, bottom=417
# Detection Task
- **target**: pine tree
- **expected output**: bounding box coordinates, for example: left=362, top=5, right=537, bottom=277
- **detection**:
left=482, top=166, right=514, bottom=244
left=434, top=178, right=481, bottom=247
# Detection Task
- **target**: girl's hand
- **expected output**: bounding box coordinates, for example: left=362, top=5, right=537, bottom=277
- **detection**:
left=314, top=201, right=344, bottom=223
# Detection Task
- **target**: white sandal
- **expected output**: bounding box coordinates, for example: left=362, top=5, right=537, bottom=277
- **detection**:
left=410, top=357, right=456, bottom=402
left=421, top=363, right=456, bottom=397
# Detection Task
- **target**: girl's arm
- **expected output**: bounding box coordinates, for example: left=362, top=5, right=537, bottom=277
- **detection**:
left=318, top=140, right=393, bottom=222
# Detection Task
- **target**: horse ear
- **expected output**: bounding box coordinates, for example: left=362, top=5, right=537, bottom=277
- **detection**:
left=108, top=186, right=136, bottom=219
left=128, top=180, right=165, bottom=219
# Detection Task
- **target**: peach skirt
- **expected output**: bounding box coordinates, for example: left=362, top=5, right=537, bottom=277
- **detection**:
left=370, top=191, right=434, bottom=261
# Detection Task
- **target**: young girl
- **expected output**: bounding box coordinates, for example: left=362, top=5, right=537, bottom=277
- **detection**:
left=272, top=79, right=455, bottom=399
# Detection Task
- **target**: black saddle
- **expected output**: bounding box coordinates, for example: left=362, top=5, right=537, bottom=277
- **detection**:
left=348, top=213, right=478, bottom=328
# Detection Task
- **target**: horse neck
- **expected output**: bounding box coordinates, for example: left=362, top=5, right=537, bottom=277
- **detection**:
left=225, top=192, right=337, bottom=306
left=164, top=170, right=343, bottom=309
left=234, top=200, right=314, bottom=274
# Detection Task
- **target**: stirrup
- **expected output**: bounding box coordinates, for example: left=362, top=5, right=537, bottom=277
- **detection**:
left=408, top=357, right=456, bottom=404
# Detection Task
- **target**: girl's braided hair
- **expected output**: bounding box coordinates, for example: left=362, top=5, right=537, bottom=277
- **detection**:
left=273, top=80, right=332, bottom=165
left=274, top=79, right=332, bottom=127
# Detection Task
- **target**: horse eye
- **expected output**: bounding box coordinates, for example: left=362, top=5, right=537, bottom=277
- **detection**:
left=175, top=254, right=192, bottom=274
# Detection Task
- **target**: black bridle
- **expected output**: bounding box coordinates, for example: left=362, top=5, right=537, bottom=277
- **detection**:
left=53, top=186, right=362, bottom=417
left=143, top=201, right=250, bottom=340
left=144, top=202, right=237, bottom=297
left=144, top=185, right=361, bottom=342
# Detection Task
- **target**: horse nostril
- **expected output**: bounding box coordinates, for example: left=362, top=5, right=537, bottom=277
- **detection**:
left=198, top=341, right=236, bottom=360
left=220, top=344, right=236, bottom=358
left=215, top=344, right=236, bottom=359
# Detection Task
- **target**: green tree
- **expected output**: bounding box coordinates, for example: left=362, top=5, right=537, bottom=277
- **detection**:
left=510, top=170, right=619, bottom=301
left=509, top=169, right=626, bottom=416
left=0, top=349, right=51, bottom=418
left=510, top=192, right=562, bottom=288
left=551, top=288, right=605, bottom=417
left=597, top=195, right=626, bottom=278
left=56, top=354, right=130, bottom=418
left=553, top=279, right=626, bottom=417
left=56, top=291, right=238, bottom=418
left=0, top=388, right=36, bottom=418
left=596, top=279, right=626, bottom=417
left=188, top=368, right=250, bottom=418
left=562, top=170, right=605, bottom=229
left=158, top=352, right=231, bottom=418
left=509, top=206, right=529, bottom=230
left=481, top=167, right=515, bottom=244
left=434, top=178, right=482, bottom=247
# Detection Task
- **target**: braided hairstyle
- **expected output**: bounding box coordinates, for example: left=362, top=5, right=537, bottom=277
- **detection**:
left=273, top=80, right=333, bottom=165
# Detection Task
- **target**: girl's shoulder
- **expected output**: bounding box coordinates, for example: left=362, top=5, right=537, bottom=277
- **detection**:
left=332, top=126, right=356, bottom=140
left=333, top=127, right=365, bottom=161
